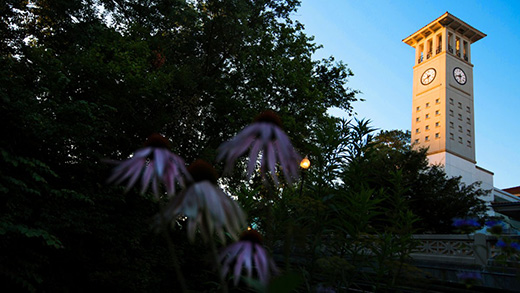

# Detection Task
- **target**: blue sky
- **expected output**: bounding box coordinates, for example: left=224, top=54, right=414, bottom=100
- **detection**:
left=295, top=0, right=520, bottom=189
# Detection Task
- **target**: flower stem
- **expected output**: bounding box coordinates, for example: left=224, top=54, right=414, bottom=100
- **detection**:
left=162, top=229, right=188, bottom=293
left=264, top=182, right=276, bottom=249
left=206, top=217, right=229, bottom=293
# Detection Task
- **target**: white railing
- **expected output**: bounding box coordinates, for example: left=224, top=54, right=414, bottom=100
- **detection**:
left=411, top=234, right=499, bottom=266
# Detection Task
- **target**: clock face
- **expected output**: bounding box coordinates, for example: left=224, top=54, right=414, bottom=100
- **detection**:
left=421, top=68, right=436, bottom=85
left=453, top=67, right=467, bottom=85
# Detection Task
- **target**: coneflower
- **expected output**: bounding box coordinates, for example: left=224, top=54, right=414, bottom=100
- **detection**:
left=163, top=159, right=246, bottom=242
left=107, top=133, right=190, bottom=196
left=219, top=229, right=279, bottom=286
left=217, top=110, right=301, bottom=185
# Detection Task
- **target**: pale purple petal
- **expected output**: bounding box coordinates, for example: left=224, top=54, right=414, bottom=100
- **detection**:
left=273, top=126, right=297, bottom=163
left=266, top=142, right=278, bottom=185
left=163, top=180, right=246, bottom=243
left=197, top=184, right=217, bottom=225
left=234, top=124, right=263, bottom=141
left=274, top=140, right=297, bottom=184
left=233, top=242, right=252, bottom=285
left=125, top=163, right=143, bottom=192
left=153, top=149, right=166, bottom=177
left=254, top=244, right=269, bottom=284
left=108, top=158, right=139, bottom=180
left=259, top=123, right=273, bottom=146
left=162, top=154, right=190, bottom=196
left=218, top=124, right=259, bottom=159
left=274, top=127, right=301, bottom=183
left=243, top=245, right=253, bottom=281
left=223, top=203, right=243, bottom=240
left=114, top=159, right=145, bottom=185
left=182, top=186, right=199, bottom=218
left=221, top=135, right=256, bottom=174
left=163, top=168, right=175, bottom=195
left=220, top=239, right=277, bottom=287
left=133, top=147, right=153, bottom=159
left=230, top=135, right=256, bottom=159
left=220, top=243, right=243, bottom=277
left=187, top=213, right=200, bottom=242
left=217, top=121, right=301, bottom=185
left=140, top=163, right=155, bottom=194
left=152, top=177, right=159, bottom=196
left=247, top=141, right=262, bottom=178
left=202, top=183, right=226, bottom=226
left=108, top=146, right=189, bottom=196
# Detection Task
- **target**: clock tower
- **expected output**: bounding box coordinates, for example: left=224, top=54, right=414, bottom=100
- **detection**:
left=403, top=13, right=493, bottom=191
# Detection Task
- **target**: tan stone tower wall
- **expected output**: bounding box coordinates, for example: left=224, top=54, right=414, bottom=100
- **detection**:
left=404, top=12, right=485, bottom=164
left=403, top=13, right=497, bottom=200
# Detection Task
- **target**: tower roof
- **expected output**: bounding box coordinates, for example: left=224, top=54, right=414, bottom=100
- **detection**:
left=403, top=12, right=486, bottom=47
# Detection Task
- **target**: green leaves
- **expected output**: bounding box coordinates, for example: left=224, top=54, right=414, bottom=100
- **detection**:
left=1, top=0, right=363, bottom=291
left=0, top=223, right=64, bottom=249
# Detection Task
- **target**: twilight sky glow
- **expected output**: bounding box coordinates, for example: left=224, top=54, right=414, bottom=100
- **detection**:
left=296, top=0, right=520, bottom=189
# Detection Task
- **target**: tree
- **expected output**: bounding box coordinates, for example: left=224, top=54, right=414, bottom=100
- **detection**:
left=343, top=129, right=488, bottom=233
left=1, top=0, right=359, bottom=290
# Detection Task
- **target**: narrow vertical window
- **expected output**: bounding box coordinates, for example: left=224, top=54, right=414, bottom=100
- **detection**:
left=463, top=41, right=469, bottom=61
left=427, top=40, right=433, bottom=59
left=448, top=32, right=453, bottom=53
left=418, top=44, right=424, bottom=63
left=437, top=34, right=442, bottom=53
left=456, top=37, right=461, bottom=57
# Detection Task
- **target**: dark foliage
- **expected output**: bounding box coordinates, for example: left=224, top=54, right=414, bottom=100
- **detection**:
left=1, top=0, right=357, bottom=291
left=342, top=129, right=488, bottom=233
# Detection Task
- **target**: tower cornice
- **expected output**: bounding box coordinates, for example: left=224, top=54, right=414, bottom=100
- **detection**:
left=403, top=12, right=486, bottom=47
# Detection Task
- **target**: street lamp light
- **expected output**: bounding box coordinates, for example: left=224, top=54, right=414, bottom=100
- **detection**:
left=300, top=156, right=311, bottom=169
left=299, top=156, right=310, bottom=196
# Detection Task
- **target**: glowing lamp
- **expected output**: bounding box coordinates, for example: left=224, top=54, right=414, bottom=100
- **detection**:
left=300, top=157, right=310, bottom=169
